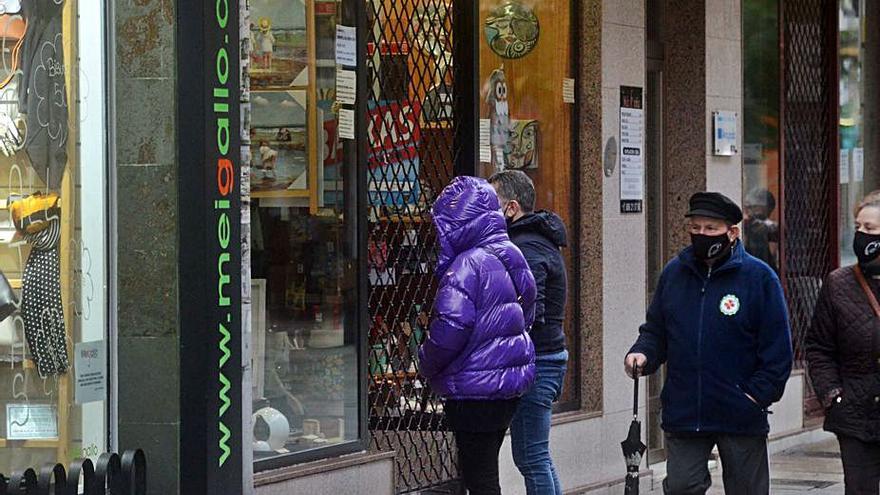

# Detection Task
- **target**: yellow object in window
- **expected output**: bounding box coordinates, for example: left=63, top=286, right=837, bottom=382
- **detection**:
left=8, top=192, right=60, bottom=234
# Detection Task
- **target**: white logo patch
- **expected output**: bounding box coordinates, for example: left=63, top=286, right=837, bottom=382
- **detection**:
left=720, top=294, right=740, bottom=316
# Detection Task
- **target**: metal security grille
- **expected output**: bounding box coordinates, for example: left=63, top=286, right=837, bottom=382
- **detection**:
left=365, top=0, right=462, bottom=492
left=781, top=0, right=837, bottom=418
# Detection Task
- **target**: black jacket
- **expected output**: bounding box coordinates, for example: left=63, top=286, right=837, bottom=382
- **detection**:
left=806, top=266, right=880, bottom=443
left=508, top=211, right=567, bottom=355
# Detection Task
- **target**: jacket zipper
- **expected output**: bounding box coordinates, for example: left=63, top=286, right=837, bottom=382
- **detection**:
left=697, top=266, right=712, bottom=432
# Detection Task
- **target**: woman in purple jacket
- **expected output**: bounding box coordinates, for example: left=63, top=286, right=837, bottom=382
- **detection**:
left=419, top=176, right=537, bottom=494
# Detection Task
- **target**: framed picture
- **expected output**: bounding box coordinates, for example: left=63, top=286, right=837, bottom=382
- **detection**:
left=250, top=91, right=309, bottom=198
left=249, top=0, right=309, bottom=90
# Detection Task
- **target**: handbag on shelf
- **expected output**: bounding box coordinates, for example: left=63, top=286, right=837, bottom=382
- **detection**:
left=0, top=270, right=17, bottom=322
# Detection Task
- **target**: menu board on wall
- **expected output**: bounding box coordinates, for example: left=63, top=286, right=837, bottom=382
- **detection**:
left=619, top=86, right=644, bottom=214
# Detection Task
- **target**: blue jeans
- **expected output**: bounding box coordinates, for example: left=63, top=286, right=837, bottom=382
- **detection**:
left=510, top=350, right=568, bottom=495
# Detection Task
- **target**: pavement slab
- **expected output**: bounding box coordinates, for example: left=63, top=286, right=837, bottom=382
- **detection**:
left=644, top=439, right=845, bottom=494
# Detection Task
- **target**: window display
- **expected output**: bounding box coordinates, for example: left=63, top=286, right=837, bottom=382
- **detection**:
left=838, top=0, right=879, bottom=265
left=742, top=0, right=780, bottom=273
left=478, top=0, right=579, bottom=409
left=0, top=0, right=109, bottom=472
left=247, top=0, right=358, bottom=464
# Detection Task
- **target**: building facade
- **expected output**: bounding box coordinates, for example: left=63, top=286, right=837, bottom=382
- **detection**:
left=0, top=0, right=870, bottom=493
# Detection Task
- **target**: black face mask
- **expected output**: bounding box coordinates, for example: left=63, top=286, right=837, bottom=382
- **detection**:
left=853, top=231, right=880, bottom=266
left=691, top=233, right=732, bottom=261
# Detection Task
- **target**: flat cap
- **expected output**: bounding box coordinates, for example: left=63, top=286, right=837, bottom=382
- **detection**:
left=685, top=192, right=743, bottom=224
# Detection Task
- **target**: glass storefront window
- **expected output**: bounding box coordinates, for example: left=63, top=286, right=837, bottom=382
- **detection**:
left=0, top=0, right=109, bottom=470
left=247, top=0, right=358, bottom=463
left=838, top=0, right=879, bottom=265
left=742, top=0, right=781, bottom=273
left=477, top=0, right=580, bottom=409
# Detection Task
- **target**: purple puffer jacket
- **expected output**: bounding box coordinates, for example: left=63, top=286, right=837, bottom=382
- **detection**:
left=418, top=176, right=537, bottom=400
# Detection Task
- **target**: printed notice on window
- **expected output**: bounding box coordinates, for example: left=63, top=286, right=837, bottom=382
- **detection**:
left=75, top=340, right=107, bottom=405
left=840, top=149, right=851, bottom=184
left=336, top=68, right=357, bottom=105
left=619, top=86, right=644, bottom=214
left=563, top=78, right=575, bottom=104
left=335, top=25, right=357, bottom=67
left=339, top=109, right=356, bottom=140
left=7, top=404, right=58, bottom=440
left=854, top=147, right=865, bottom=183
left=479, top=119, right=491, bottom=163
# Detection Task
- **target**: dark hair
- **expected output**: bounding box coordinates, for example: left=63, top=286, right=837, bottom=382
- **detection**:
left=488, top=170, right=536, bottom=213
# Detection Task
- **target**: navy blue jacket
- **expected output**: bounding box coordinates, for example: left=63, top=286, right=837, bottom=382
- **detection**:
left=629, top=241, right=793, bottom=436
left=508, top=211, right=568, bottom=355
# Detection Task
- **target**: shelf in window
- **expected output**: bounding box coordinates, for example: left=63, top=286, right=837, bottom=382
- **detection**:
left=252, top=190, right=311, bottom=199
left=0, top=439, right=59, bottom=449
left=371, top=370, right=419, bottom=381
left=375, top=215, right=426, bottom=224
left=421, top=121, right=453, bottom=130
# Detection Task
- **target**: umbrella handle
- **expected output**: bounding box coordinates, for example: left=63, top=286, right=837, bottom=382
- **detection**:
left=632, top=365, right=640, bottom=418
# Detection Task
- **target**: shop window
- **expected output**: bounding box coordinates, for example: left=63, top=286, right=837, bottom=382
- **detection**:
left=838, top=0, right=879, bottom=265
left=247, top=0, right=359, bottom=466
left=742, top=0, right=781, bottom=274
left=477, top=0, right=580, bottom=410
left=0, top=1, right=109, bottom=471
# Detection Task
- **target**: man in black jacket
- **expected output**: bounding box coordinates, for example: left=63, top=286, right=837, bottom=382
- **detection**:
left=490, top=170, right=568, bottom=495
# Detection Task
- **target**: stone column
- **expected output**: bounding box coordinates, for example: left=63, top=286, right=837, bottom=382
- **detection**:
left=662, top=0, right=707, bottom=257
left=114, top=0, right=181, bottom=493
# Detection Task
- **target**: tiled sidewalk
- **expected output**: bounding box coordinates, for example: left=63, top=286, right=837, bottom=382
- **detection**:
left=644, top=438, right=845, bottom=494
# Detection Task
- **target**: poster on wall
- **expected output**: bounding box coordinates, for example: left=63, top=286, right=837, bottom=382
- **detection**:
left=619, top=86, right=644, bottom=214
left=367, top=100, right=422, bottom=208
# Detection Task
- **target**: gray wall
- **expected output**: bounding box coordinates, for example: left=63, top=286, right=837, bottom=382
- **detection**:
left=113, top=0, right=180, bottom=493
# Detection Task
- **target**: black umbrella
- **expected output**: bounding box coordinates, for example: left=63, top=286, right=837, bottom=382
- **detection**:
left=621, top=367, right=647, bottom=494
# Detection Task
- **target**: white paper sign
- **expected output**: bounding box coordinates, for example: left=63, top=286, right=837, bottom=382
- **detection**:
left=339, top=109, right=355, bottom=140
left=75, top=340, right=106, bottom=405
left=335, top=25, right=357, bottom=67
left=713, top=111, right=738, bottom=156
left=479, top=119, right=492, bottom=163
left=619, top=87, right=644, bottom=213
left=336, top=68, right=357, bottom=105
left=7, top=404, right=58, bottom=440
left=854, top=147, right=864, bottom=183
left=840, top=149, right=851, bottom=184
left=562, top=78, right=575, bottom=104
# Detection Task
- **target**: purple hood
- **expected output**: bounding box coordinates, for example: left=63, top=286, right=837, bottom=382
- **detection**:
left=419, top=176, right=537, bottom=400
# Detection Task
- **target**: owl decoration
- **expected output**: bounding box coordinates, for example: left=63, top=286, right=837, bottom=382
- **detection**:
left=485, top=66, right=511, bottom=172
left=506, top=119, right=538, bottom=169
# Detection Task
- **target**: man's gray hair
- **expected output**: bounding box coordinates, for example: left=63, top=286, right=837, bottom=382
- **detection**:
left=488, top=170, right=536, bottom=213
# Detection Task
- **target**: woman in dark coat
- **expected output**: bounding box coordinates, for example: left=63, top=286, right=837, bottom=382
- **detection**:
left=807, top=190, right=880, bottom=494
left=419, top=176, right=537, bottom=495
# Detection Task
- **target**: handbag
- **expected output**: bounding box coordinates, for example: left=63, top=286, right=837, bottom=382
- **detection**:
left=0, top=270, right=18, bottom=322
left=854, top=265, right=880, bottom=318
